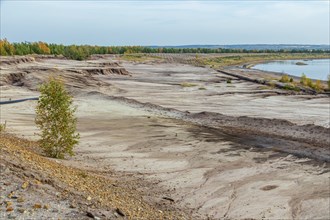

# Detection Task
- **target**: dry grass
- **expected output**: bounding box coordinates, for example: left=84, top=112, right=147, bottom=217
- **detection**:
left=199, top=53, right=330, bottom=69
left=0, top=121, right=6, bottom=133
left=180, top=82, right=197, bottom=87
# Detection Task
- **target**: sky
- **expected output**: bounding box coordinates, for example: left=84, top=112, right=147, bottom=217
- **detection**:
left=0, top=0, right=329, bottom=46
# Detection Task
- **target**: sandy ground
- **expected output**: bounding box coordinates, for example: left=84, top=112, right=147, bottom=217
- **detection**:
left=1, top=55, right=330, bottom=219
left=108, top=61, right=330, bottom=128
left=1, top=133, right=186, bottom=219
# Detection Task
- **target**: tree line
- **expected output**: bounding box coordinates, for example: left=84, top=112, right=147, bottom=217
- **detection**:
left=1, top=39, right=329, bottom=60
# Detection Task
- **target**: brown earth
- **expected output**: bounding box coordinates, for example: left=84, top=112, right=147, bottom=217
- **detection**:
left=0, top=134, right=187, bottom=219
left=0, top=55, right=329, bottom=219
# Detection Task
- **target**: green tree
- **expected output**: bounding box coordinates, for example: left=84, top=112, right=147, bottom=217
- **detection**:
left=35, top=77, right=79, bottom=159
left=63, top=45, right=89, bottom=60
left=0, top=39, right=15, bottom=55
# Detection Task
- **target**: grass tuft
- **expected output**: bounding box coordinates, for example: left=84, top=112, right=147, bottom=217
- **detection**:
left=180, top=82, right=197, bottom=87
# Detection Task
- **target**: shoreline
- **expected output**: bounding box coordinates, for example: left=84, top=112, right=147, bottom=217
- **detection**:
left=241, top=58, right=330, bottom=81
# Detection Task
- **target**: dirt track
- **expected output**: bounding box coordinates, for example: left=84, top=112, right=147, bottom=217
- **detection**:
left=1, top=55, right=329, bottom=219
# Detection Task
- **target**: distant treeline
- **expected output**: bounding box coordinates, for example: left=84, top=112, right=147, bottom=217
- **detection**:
left=1, top=39, right=329, bottom=60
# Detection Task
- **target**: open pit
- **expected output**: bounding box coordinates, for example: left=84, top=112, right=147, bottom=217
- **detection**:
left=1, top=55, right=329, bottom=219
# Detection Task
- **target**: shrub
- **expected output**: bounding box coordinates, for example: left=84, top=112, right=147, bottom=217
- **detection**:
left=268, top=81, right=276, bottom=88
left=289, top=78, right=294, bottom=83
left=35, top=77, right=79, bottom=159
left=299, top=73, right=324, bottom=91
left=226, top=79, right=232, bottom=84
left=306, top=78, right=314, bottom=88
left=300, top=73, right=307, bottom=86
left=314, top=80, right=323, bottom=91
left=279, top=74, right=290, bottom=83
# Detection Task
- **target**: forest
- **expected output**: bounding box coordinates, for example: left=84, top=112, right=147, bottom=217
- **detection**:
left=1, top=39, right=329, bottom=60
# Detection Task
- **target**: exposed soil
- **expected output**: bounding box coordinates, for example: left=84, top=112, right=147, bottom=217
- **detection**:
left=0, top=134, right=187, bottom=219
left=0, top=55, right=329, bottom=219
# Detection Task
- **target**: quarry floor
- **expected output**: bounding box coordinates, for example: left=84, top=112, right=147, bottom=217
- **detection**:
left=1, top=56, right=329, bottom=219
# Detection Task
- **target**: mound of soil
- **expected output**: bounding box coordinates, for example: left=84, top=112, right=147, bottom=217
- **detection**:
left=0, top=134, right=188, bottom=219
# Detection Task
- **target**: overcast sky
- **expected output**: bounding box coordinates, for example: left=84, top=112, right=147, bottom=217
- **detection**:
left=1, top=0, right=329, bottom=46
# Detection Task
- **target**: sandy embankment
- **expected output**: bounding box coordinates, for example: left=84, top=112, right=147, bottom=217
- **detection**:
left=1, top=55, right=329, bottom=219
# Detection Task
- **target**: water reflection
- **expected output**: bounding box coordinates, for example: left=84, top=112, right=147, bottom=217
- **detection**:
left=252, top=59, right=330, bottom=80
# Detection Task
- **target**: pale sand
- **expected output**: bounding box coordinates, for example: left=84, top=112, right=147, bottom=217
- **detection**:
left=1, top=56, right=329, bottom=219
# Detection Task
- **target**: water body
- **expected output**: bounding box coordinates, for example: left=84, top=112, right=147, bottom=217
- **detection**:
left=252, top=59, right=330, bottom=80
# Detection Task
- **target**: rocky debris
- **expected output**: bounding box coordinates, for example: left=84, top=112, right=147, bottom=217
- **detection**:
left=17, top=208, right=26, bottom=213
left=17, top=197, right=25, bottom=203
left=69, top=203, right=77, bottom=208
left=162, top=197, right=175, bottom=202
left=33, top=203, right=42, bottom=209
left=21, top=181, right=29, bottom=189
left=0, top=133, right=188, bottom=219
left=115, top=208, right=125, bottom=217
left=0, top=170, right=85, bottom=219
left=6, top=206, right=14, bottom=212
left=86, top=211, right=99, bottom=219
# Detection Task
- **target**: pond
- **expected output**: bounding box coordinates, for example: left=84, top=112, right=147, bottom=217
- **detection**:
left=252, top=59, right=330, bottom=80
